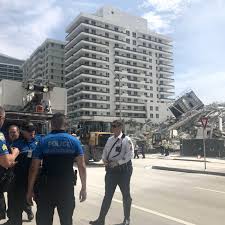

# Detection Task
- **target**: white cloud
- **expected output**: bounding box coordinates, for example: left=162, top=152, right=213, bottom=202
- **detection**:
left=141, top=0, right=191, bottom=14
left=143, top=11, right=173, bottom=33
left=175, top=70, right=225, bottom=104
left=141, top=0, right=193, bottom=33
left=0, top=0, right=64, bottom=59
left=0, top=0, right=101, bottom=59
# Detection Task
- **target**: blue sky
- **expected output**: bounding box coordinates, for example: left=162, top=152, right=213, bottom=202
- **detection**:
left=0, top=0, right=224, bottom=104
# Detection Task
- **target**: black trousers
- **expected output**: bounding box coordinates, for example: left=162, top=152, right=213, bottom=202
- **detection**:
left=7, top=184, right=28, bottom=225
left=36, top=180, right=75, bottom=225
left=0, top=192, right=6, bottom=220
left=134, top=150, right=139, bottom=159
left=98, top=163, right=133, bottom=222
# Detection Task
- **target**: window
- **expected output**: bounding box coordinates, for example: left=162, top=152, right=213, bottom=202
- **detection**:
left=150, top=106, right=153, bottom=110
left=105, top=32, right=109, bottom=38
left=115, top=27, right=119, bottom=31
left=156, top=114, right=159, bottom=118
left=91, top=20, right=96, bottom=25
left=51, top=75, right=53, bottom=79
left=150, top=114, right=153, bottom=118
left=132, top=32, right=136, bottom=38
left=133, top=40, right=136, bottom=45
left=115, top=35, right=119, bottom=40
left=156, top=106, right=159, bottom=111
left=126, top=39, right=130, bottom=44
left=105, top=24, right=109, bottom=29
left=126, top=30, right=130, bottom=35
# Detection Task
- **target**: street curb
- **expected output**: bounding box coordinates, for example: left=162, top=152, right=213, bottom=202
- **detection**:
left=152, top=166, right=225, bottom=177
left=172, top=158, right=210, bottom=163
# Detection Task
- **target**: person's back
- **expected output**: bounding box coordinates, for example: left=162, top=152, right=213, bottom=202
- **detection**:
left=40, top=131, right=81, bottom=184
left=27, top=113, right=87, bottom=225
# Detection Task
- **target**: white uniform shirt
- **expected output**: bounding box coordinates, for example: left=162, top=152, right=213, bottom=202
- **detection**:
left=102, top=132, right=134, bottom=165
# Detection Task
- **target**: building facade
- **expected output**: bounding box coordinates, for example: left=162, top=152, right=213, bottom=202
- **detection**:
left=22, top=39, right=66, bottom=88
left=65, top=6, right=174, bottom=125
left=0, top=53, right=24, bottom=81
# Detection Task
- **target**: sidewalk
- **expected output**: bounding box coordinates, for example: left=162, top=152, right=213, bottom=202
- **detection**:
left=145, top=153, right=225, bottom=176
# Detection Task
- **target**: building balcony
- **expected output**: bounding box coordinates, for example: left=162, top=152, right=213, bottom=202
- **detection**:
left=158, top=63, right=174, bottom=69
left=66, top=64, right=110, bottom=79
left=159, top=55, right=173, bottom=61
left=114, top=46, right=148, bottom=57
left=68, top=99, right=109, bottom=105
left=137, top=45, right=172, bottom=55
left=115, top=54, right=151, bottom=64
left=115, top=77, right=145, bottom=85
left=115, top=93, right=144, bottom=99
left=69, top=107, right=110, bottom=114
left=65, top=47, right=108, bottom=65
left=159, top=90, right=175, bottom=95
left=114, top=62, right=150, bottom=71
left=67, top=81, right=109, bottom=91
left=159, top=76, right=174, bottom=81
left=137, top=36, right=173, bottom=47
left=66, top=56, right=109, bottom=72
left=66, top=73, right=109, bottom=86
left=115, top=108, right=146, bottom=113
left=115, top=70, right=147, bottom=78
left=159, top=83, right=175, bottom=89
left=68, top=89, right=110, bottom=98
left=66, top=20, right=127, bottom=39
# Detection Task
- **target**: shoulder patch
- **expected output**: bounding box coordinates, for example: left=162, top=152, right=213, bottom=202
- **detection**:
left=0, top=133, right=5, bottom=141
left=2, top=144, right=8, bottom=151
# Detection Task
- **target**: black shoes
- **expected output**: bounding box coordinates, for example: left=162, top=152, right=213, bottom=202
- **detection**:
left=24, top=206, right=34, bottom=221
left=27, top=211, right=34, bottom=221
left=89, top=219, right=105, bottom=225
left=116, top=219, right=130, bottom=225
left=0, top=213, right=6, bottom=220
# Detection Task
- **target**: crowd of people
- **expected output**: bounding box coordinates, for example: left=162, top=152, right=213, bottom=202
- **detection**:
left=0, top=106, right=134, bottom=225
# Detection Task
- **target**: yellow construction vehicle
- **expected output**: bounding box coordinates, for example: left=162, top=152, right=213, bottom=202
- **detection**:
left=82, top=132, right=113, bottom=163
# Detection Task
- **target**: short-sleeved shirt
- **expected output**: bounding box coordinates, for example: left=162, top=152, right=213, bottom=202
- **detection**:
left=32, top=130, right=83, bottom=160
left=0, top=131, right=9, bottom=156
left=32, top=130, right=83, bottom=182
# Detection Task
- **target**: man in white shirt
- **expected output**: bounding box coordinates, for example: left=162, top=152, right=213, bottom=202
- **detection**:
left=90, top=120, right=134, bottom=225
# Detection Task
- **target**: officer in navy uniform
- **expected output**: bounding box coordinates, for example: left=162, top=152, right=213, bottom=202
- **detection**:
left=27, top=113, right=87, bottom=225
left=4, top=122, right=39, bottom=225
left=0, top=106, right=19, bottom=220
left=90, top=120, right=134, bottom=225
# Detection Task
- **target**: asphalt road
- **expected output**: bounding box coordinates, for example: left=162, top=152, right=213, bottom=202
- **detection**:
left=1, top=157, right=225, bottom=225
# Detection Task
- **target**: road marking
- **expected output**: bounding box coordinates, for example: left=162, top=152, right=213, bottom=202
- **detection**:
left=112, top=199, right=197, bottom=225
left=195, top=187, right=225, bottom=195
left=88, top=187, right=197, bottom=225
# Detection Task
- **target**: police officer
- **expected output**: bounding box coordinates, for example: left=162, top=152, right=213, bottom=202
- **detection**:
left=5, top=122, right=38, bottom=225
left=5, top=125, right=35, bottom=224
left=90, top=120, right=134, bottom=225
left=0, top=107, right=19, bottom=168
left=0, top=106, right=19, bottom=220
left=27, top=113, right=87, bottom=225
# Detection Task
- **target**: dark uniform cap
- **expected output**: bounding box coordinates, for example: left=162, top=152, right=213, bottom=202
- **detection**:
left=22, top=122, right=36, bottom=132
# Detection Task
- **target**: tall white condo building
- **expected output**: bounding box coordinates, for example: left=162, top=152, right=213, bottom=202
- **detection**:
left=65, top=6, right=174, bottom=127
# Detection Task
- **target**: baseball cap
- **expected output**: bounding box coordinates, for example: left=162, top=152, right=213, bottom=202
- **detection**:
left=22, top=122, right=36, bottom=132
